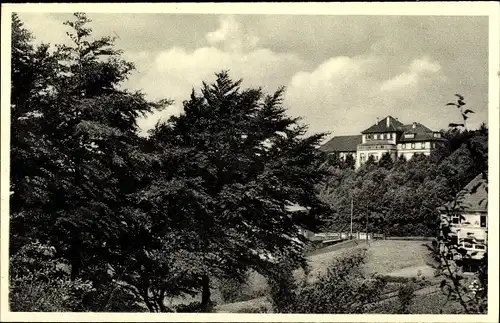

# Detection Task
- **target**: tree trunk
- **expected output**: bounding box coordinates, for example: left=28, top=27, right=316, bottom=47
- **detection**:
left=156, top=289, right=168, bottom=312
left=142, top=289, right=156, bottom=312
left=200, top=275, right=211, bottom=312
left=70, top=244, right=81, bottom=280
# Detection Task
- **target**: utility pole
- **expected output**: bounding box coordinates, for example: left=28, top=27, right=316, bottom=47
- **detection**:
left=350, top=196, right=353, bottom=240
left=365, top=206, right=369, bottom=243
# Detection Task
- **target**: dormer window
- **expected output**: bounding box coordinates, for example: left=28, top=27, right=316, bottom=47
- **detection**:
left=433, top=132, right=441, bottom=138
left=404, top=133, right=415, bottom=139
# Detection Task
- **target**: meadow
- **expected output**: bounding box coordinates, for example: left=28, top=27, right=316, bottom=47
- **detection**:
left=214, top=239, right=443, bottom=313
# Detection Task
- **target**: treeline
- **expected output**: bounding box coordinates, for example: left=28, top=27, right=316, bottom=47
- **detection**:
left=9, top=13, right=330, bottom=312
left=318, top=125, right=488, bottom=237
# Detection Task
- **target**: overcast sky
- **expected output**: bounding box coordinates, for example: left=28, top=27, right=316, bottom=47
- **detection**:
left=16, top=12, right=489, bottom=139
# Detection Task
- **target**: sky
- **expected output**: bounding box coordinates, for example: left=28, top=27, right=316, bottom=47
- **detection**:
left=16, top=12, right=489, bottom=140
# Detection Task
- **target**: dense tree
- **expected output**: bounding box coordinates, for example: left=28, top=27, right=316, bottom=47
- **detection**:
left=319, top=126, right=487, bottom=237
left=378, top=152, right=394, bottom=170
left=145, top=71, right=331, bottom=310
left=10, top=12, right=488, bottom=314
left=10, top=13, right=170, bottom=311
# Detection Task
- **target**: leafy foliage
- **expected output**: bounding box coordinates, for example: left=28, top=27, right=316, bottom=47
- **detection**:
left=10, top=13, right=330, bottom=312
left=268, top=249, right=387, bottom=313
left=319, top=125, right=487, bottom=236
left=144, top=71, right=331, bottom=310
left=10, top=12, right=170, bottom=311
left=9, top=241, right=94, bottom=312
left=431, top=96, right=488, bottom=314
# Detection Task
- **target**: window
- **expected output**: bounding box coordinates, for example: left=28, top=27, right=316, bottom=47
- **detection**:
left=411, top=143, right=415, bottom=149
left=404, top=133, right=415, bottom=139
left=403, top=143, right=407, bottom=149
left=450, top=235, right=458, bottom=245
left=480, top=215, right=487, bottom=228
left=433, top=132, right=441, bottom=138
left=475, top=245, right=486, bottom=250
left=360, top=153, right=366, bottom=162
left=451, top=215, right=460, bottom=224
left=375, top=155, right=379, bottom=161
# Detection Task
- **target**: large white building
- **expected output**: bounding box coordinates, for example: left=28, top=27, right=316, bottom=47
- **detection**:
left=320, top=116, right=445, bottom=168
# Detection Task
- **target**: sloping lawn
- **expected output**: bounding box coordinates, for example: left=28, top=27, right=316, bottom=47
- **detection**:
left=214, top=239, right=439, bottom=313
left=306, top=239, right=436, bottom=278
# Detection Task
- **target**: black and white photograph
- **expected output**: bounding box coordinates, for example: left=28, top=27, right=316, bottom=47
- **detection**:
left=1, top=2, right=498, bottom=322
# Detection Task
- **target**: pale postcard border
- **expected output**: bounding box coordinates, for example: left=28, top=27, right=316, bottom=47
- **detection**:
left=1, top=2, right=499, bottom=323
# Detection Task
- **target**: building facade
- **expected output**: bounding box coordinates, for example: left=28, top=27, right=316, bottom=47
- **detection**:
left=439, top=174, right=488, bottom=271
left=320, top=116, right=445, bottom=168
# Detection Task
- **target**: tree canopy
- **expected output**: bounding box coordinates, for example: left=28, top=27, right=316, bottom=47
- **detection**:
left=10, top=13, right=330, bottom=312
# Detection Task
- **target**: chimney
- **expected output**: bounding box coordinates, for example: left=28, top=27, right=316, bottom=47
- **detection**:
left=412, top=122, right=416, bottom=129
left=386, top=116, right=391, bottom=128
left=376, top=117, right=380, bottom=125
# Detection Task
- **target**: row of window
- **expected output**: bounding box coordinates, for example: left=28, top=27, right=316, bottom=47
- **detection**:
left=450, top=215, right=487, bottom=228
left=360, top=145, right=393, bottom=150
left=400, top=142, right=436, bottom=149
left=367, top=132, right=442, bottom=141
left=366, top=133, right=393, bottom=140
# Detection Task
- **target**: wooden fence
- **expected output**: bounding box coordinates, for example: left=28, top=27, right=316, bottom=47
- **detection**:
left=306, top=231, right=435, bottom=243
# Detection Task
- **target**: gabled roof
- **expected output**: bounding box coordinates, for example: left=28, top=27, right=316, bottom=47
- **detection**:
left=398, top=122, right=445, bottom=143
left=441, top=174, right=488, bottom=213
left=398, top=123, right=433, bottom=133
left=320, top=135, right=361, bottom=153
left=361, top=116, right=405, bottom=134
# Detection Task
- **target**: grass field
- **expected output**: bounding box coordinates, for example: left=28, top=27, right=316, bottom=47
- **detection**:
left=215, top=239, right=442, bottom=313
left=306, top=239, right=437, bottom=278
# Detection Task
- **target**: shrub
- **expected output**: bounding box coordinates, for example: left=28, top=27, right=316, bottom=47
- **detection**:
left=217, top=270, right=270, bottom=304
left=397, top=282, right=416, bottom=314
left=9, top=241, right=94, bottom=312
left=268, top=248, right=388, bottom=313
left=217, top=275, right=248, bottom=303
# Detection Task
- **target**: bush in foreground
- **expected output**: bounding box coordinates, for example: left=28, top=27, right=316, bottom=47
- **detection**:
left=268, top=248, right=388, bottom=313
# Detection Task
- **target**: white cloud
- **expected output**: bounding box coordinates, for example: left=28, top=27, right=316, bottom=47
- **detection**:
left=205, top=15, right=259, bottom=53
left=285, top=55, right=447, bottom=137
left=16, top=13, right=486, bottom=136
left=129, top=16, right=307, bottom=135
left=380, top=57, right=443, bottom=92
